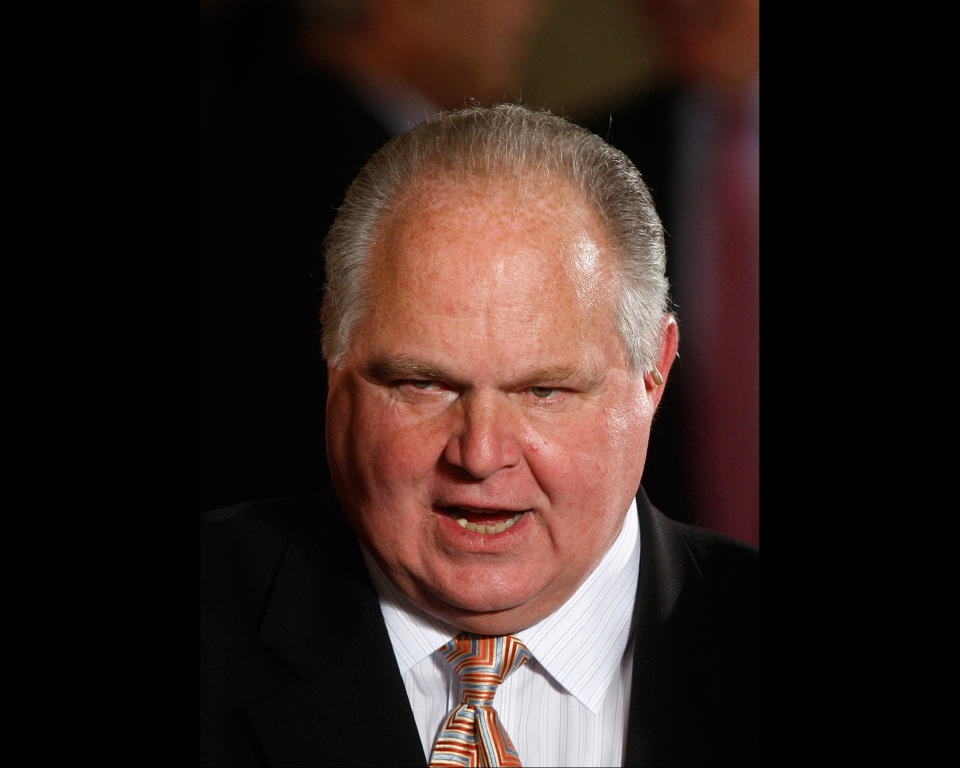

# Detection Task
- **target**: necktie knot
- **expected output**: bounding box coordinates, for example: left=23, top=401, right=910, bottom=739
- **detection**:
left=444, top=633, right=531, bottom=707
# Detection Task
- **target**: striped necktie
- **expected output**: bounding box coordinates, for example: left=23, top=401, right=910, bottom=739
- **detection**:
left=429, top=633, right=532, bottom=767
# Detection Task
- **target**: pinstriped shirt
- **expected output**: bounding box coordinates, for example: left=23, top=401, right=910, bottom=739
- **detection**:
left=362, top=498, right=641, bottom=767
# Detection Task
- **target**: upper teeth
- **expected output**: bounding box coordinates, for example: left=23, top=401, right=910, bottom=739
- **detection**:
left=456, top=513, right=523, bottom=534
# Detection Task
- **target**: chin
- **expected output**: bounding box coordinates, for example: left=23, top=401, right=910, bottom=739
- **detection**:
left=419, top=569, right=552, bottom=633
left=436, top=582, right=531, bottom=615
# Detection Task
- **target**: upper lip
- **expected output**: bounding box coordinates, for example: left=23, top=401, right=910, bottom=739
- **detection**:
left=435, top=502, right=531, bottom=515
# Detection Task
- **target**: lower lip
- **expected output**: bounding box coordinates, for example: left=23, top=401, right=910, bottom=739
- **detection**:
left=435, top=509, right=532, bottom=552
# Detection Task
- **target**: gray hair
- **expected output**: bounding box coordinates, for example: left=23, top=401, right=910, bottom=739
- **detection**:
left=321, top=103, right=670, bottom=372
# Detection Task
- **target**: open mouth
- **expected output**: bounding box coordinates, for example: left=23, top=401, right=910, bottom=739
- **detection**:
left=441, top=507, right=528, bottom=535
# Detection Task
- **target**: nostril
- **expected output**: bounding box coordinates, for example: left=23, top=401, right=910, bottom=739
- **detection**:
left=442, top=394, right=521, bottom=480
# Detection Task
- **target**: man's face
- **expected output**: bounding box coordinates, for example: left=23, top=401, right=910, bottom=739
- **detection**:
left=326, top=176, right=663, bottom=635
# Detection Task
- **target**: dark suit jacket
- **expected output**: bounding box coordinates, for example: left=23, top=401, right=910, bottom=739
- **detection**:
left=201, top=488, right=757, bottom=766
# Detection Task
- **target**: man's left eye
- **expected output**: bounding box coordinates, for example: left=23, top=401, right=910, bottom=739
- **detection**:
left=400, top=379, right=440, bottom=391
left=529, top=387, right=558, bottom=399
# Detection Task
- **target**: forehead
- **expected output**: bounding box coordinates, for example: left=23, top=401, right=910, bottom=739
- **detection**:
left=377, top=175, right=614, bottom=303
left=354, top=174, right=625, bottom=372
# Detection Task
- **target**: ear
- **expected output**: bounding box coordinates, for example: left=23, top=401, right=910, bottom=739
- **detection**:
left=644, top=314, right=679, bottom=409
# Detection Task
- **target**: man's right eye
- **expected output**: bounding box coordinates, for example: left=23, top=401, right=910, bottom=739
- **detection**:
left=396, top=379, right=440, bottom=392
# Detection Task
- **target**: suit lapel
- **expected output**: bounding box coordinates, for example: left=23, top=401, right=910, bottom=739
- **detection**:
left=243, top=507, right=426, bottom=766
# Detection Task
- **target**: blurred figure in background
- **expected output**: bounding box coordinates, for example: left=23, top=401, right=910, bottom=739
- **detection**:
left=586, top=0, right=759, bottom=545
left=202, top=0, right=547, bottom=511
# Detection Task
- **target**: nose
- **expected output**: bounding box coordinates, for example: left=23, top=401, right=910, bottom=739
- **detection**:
left=443, top=392, right=521, bottom=480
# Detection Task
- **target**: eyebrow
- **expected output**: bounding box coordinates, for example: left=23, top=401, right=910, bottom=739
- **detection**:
left=366, top=355, right=452, bottom=383
left=364, top=354, right=606, bottom=390
left=512, top=365, right=601, bottom=389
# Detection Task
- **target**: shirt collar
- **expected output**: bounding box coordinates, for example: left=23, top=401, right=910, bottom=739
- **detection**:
left=360, top=546, right=459, bottom=673
left=515, top=498, right=640, bottom=712
left=362, top=498, right=641, bottom=714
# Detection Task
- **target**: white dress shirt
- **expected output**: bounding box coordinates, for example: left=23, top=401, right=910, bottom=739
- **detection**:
left=361, top=498, right=641, bottom=767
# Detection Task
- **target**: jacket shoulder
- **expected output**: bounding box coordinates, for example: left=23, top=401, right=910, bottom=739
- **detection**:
left=630, top=502, right=759, bottom=764
left=681, top=523, right=758, bottom=584
left=201, top=496, right=328, bottom=667
left=667, top=516, right=758, bottom=622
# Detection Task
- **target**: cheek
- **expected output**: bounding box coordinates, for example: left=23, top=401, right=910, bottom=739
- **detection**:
left=330, top=389, right=446, bottom=560
left=532, top=404, right=644, bottom=480
left=352, top=397, right=448, bottom=498
left=607, top=399, right=651, bottom=462
left=524, top=400, right=650, bottom=527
